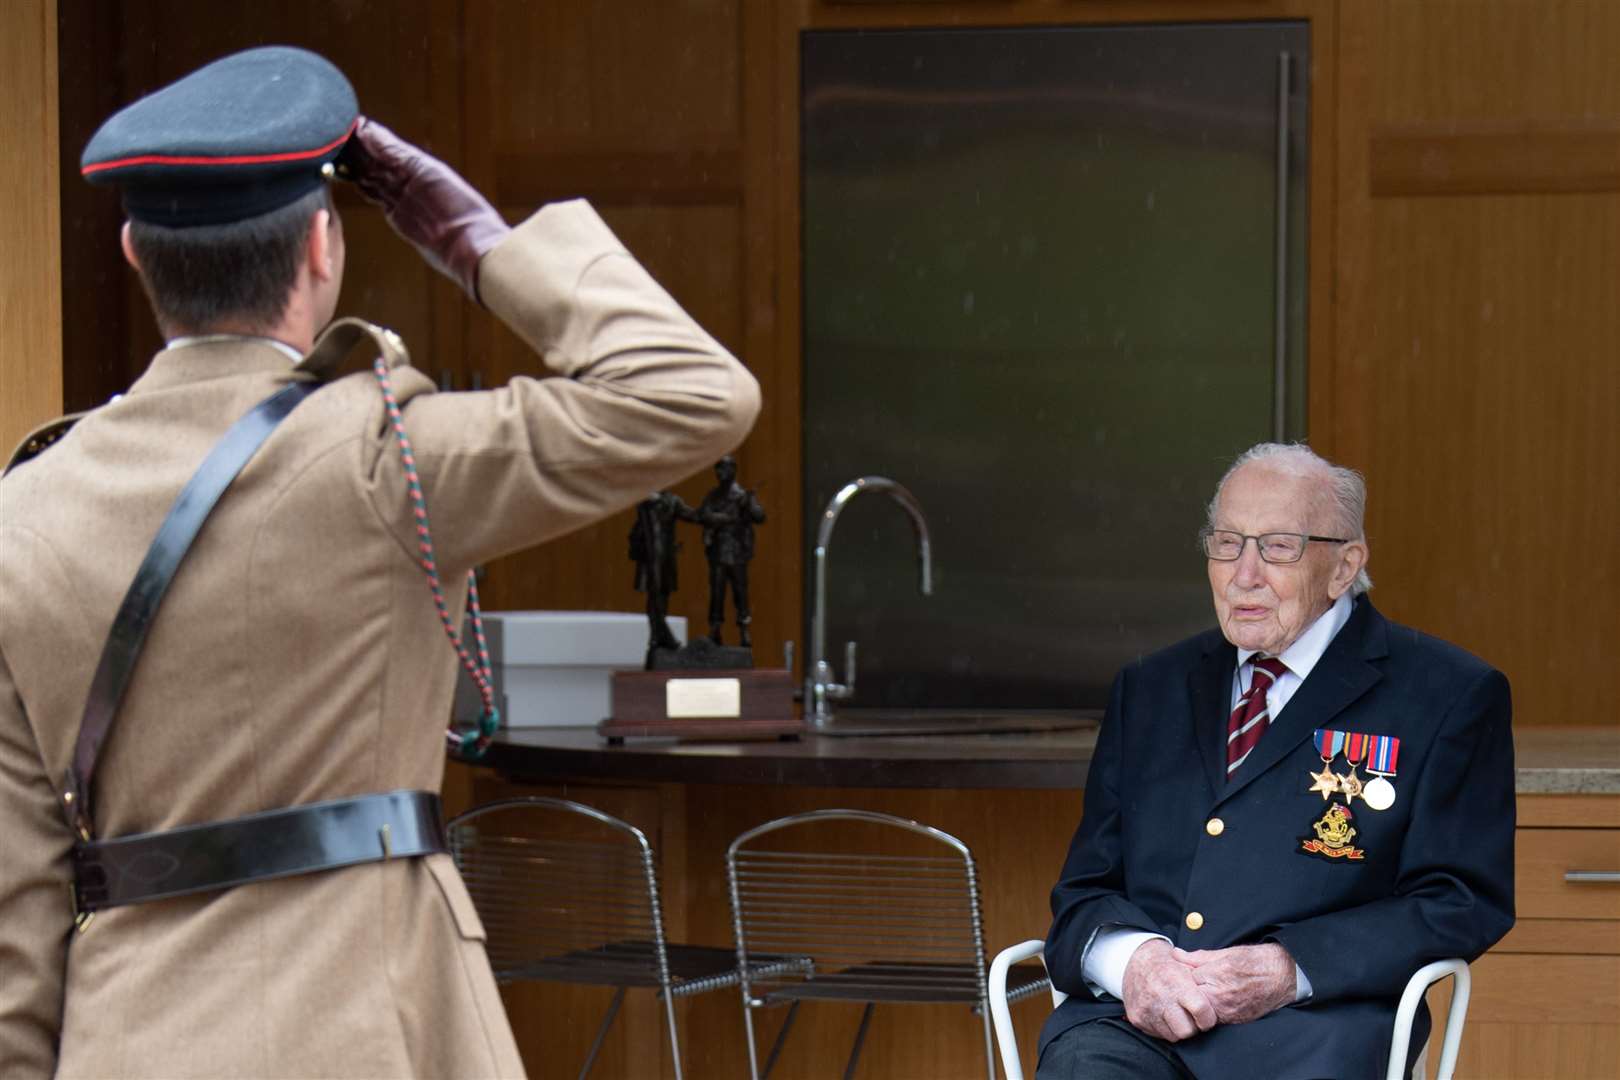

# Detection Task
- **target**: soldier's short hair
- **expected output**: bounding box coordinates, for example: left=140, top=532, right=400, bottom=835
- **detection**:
left=126, top=187, right=333, bottom=336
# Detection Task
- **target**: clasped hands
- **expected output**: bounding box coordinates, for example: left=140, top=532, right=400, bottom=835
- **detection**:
left=1120, top=938, right=1296, bottom=1043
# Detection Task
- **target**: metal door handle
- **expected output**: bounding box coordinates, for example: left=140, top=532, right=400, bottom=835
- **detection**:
left=1563, top=870, right=1620, bottom=883
left=1272, top=51, right=1291, bottom=443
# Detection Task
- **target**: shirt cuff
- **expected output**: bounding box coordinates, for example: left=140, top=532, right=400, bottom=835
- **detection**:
left=1295, top=961, right=1313, bottom=1002
left=1081, top=925, right=1170, bottom=1001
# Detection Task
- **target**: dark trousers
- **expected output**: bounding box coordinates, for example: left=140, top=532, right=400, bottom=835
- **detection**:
left=1036, top=1019, right=1193, bottom=1080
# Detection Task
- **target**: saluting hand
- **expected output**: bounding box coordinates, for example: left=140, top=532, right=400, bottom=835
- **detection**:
left=1172, top=943, right=1297, bottom=1025
left=1121, top=938, right=1219, bottom=1042
left=335, top=117, right=510, bottom=303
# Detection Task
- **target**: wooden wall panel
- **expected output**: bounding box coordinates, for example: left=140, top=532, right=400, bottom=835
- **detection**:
left=477, top=0, right=739, bottom=155
left=460, top=0, right=799, bottom=662
left=1, top=0, right=62, bottom=456
left=1334, top=0, right=1620, bottom=723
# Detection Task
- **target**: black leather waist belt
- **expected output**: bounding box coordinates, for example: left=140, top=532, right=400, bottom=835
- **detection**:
left=72, top=789, right=446, bottom=916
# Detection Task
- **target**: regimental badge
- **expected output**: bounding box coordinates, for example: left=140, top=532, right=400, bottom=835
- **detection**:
left=1299, top=802, right=1366, bottom=861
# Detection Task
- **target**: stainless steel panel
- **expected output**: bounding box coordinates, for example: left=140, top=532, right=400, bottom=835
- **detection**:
left=802, top=22, right=1310, bottom=710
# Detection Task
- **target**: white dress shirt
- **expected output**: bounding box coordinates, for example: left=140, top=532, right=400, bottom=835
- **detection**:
left=1079, top=593, right=1355, bottom=1002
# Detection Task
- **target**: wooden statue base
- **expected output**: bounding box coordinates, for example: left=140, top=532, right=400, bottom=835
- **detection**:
left=600, top=668, right=800, bottom=742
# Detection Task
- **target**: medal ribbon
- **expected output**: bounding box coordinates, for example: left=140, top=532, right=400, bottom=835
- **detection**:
left=1368, top=734, right=1401, bottom=776
left=1344, top=731, right=1370, bottom=766
left=1312, top=728, right=1345, bottom=761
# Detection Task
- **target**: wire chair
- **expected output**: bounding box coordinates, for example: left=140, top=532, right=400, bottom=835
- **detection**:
left=449, top=796, right=803, bottom=1080
left=726, top=809, right=1051, bottom=1080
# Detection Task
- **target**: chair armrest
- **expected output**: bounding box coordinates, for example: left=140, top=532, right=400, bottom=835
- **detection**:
left=991, top=940, right=1051, bottom=1080
left=1385, top=958, right=1471, bottom=1080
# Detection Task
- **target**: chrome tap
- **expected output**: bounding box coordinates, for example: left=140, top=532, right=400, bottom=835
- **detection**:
left=806, top=476, right=933, bottom=729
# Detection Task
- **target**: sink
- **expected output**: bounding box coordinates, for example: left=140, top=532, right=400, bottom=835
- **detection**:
left=814, top=709, right=1100, bottom=738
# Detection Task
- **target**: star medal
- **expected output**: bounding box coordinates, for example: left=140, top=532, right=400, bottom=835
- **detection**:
left=1309, top=729, right=1345, bottom=799
left=1363, top=733, right=1400, bottom=811
left=1340, top=731, right=1370, bottom=804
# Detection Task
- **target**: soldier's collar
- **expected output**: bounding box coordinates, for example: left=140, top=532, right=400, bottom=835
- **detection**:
left=132, top=337, right=300, bottom=394
left=167, top=333, right=304, bottom=363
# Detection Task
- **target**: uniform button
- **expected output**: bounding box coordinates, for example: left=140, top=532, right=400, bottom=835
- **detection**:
left=1206, top=818, right=1225, bottom=836
left=1185, top=911, right=1204, bottom=931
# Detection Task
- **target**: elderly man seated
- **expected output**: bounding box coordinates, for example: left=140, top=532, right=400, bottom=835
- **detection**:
left=1039, top=443, right=1514, bottom=1080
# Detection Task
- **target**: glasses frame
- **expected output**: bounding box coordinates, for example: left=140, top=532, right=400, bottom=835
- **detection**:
left=1200, top=529, right=1351, bottom=564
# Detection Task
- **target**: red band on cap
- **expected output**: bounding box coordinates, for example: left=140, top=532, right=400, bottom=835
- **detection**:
left=82, top=117, right=358, bottom=177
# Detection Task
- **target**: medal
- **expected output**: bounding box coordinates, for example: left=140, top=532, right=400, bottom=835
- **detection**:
left=1309, top=729, right=1345, bottom=799
left=1363, top=734, right=1401, bottom=811
left=1340, top=731, right=1370, bottom=804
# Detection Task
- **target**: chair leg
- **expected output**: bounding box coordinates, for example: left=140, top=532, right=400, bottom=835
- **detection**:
left=577, top=986, right=626, bottom=1080
left=660, top=987, right=685, bottom=1080
left=843, top=1003, right=875, bottom=1080
left=760, top=1001, right=800, bottom=1080
left=980, top=1001, right=998, bottom=1080
left=741, top=994, right=762, bottom=1080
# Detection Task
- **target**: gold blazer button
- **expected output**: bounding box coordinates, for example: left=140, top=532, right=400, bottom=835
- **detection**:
left=1185, top=911, right=1204, bottom=931
left=1205, top=818, right=1225, bottom=836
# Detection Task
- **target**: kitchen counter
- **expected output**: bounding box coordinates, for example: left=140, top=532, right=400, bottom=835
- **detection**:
left=1513, top=724, right=1620, bottom=793
left=486, top=722, right=1099, bottom=789
left=484, top=722, right=1620, bottom=794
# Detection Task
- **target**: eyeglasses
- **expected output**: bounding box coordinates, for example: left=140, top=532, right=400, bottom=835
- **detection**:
left=1201, top=529, right=1350, bottom=564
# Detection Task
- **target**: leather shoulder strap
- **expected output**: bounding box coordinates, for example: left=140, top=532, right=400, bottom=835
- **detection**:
left=61, top=379, right=320, bottom=838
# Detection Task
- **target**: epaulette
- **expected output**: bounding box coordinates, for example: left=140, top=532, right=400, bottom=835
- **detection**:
left=4, top=412, right=89, bottom=476
left=295, top=317, right=412, bottom=379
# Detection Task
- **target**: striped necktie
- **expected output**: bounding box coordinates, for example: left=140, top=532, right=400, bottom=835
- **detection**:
left=1226, top=656, right=1288, bottom=777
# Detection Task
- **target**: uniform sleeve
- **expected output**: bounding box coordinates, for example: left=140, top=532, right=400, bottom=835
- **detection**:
left=372, top=199, right=761, bottom=571
left=1270, top=667, right=1516, bottom=1000
left=0, top=649, right=72, bottom=1077
left=1045, top=667, right=1164, bottom=998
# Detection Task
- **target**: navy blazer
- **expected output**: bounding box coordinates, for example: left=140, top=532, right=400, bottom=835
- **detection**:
left=1042, top=597, right=1515, bottom=1079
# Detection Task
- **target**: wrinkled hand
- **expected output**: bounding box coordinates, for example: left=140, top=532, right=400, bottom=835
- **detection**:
left=334, top=117, right=510, bottom=301
left=1172, top=943, right=1296, bottom=1025
left=1121, top=939, right=1218, bottom=1042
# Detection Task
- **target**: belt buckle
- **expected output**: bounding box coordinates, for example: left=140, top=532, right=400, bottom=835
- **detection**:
left=70, top=841, right=106, bottom=933
left=69, top=882, right=95, bottom=934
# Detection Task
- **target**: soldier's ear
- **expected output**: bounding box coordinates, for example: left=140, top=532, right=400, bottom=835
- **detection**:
left=120, top=222, right=141, bottom=272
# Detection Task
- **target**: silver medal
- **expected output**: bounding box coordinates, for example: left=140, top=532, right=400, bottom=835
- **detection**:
left=1363, top=775, right=1396, bottom=811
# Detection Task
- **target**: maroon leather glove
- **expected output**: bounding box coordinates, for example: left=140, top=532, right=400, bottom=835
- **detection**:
left=335, top=117, right=511, bottom=302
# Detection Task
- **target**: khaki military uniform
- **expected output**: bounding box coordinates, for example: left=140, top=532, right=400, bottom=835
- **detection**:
left=0, top=200, right=760, bottom=1077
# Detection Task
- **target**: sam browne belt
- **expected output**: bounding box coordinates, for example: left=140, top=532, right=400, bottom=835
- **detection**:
left=72, top=790, right=446, bottom=916
left=60, top=323, right=452, bottom=924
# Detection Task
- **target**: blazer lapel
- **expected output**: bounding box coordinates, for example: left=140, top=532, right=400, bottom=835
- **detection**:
left=1191, top=635, right=1239, bottom=799
left=1220, top=597, right=1390, bottom=803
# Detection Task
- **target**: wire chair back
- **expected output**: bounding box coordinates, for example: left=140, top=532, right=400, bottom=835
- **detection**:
left=726, top=809, right=999, bottom=1079
left=449, top=796, right=674, bottom=989
left=450, top=795, right=751, bottom=1080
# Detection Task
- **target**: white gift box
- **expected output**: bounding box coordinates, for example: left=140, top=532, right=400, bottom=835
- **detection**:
left=476, top=610, right=685, bottom=728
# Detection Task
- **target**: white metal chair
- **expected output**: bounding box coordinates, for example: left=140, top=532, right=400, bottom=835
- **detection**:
left=448, top=797, right=803, bottom=1080
left=726, top=809, right=1051, bottom=1080
left=987, top=940, right=1472, bottom=1080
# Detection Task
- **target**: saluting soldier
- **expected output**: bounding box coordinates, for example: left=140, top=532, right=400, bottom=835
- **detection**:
left=0, top=47, right=758, bottom=1077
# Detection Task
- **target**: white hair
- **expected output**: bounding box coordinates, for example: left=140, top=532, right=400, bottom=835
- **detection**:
left=1206, top=442, right=1373, bottom=595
